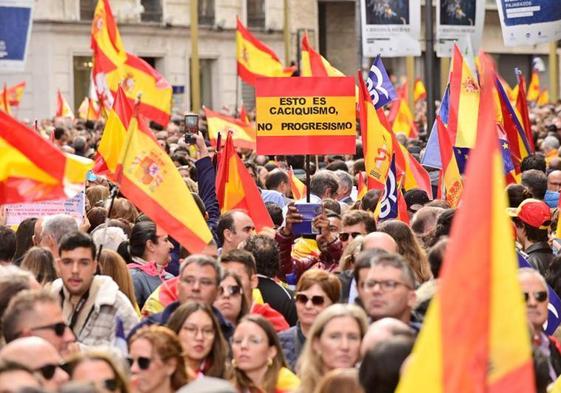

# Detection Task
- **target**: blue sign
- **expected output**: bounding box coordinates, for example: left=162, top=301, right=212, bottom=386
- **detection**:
left=0, top=0, right=33, bottom=72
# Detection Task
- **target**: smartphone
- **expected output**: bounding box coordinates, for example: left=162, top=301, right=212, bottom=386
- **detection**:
left=292, top=203, right=321, bottom=236
left=184, top=113, right=199, bottom=144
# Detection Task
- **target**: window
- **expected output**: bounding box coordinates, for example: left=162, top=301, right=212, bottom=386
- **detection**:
left=141, top=0, right=162, bottom=23
left=199, top=0, right=215, bottom=26
left=80, top=0, right=96, bottom=20
left=247, top=0, right=265, bottom=29
left=73, top=56, right=93, bottom=112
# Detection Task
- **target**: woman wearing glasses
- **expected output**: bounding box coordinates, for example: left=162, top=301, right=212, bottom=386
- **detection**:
left=297, top=304, right=368, bottom=393
left=213, top=272, right=250, bottom=327
left=66, top=352, right=130, bottom=393
left=128, top=325, right=190, bottom=393
left=231, top=315, right=299, bottom=393
left=278, top=269, right=341, bottom=371
left=167, top=302, right=230, bottom=379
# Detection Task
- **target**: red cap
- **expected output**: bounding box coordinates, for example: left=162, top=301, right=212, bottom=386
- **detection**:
left=507, top=199, right=551, bottom=229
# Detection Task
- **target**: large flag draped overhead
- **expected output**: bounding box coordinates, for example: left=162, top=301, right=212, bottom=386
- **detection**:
left=0, top=111, right=92, bottom=204
left=396, top=52, right=535, bottom=393
left=236, top=18, right=294, bottom=85
left=91, top=0, right=172, bottom=125
left=204, top=107, right=256, bottom=150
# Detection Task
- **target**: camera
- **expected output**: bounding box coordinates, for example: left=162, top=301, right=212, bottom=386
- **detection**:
left=184, top=113, right=199, bottom=144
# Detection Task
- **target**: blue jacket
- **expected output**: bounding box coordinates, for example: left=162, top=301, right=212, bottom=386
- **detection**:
left=196, top=156, right=221, bottom=246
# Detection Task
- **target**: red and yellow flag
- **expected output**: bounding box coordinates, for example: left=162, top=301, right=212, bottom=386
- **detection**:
left=300, top=33, right=345, bottom=77
left=399, top=144, right=432, bottom=197
left=397, top=52, right=535, bottom=393
left=526, top=70, right=540, bottom=102
left=357, top=71, right=393, bottom=190
left=91, top=0, right=172, bottom=125
left=288, top=167, right=306, bottom=201
left=78, top=97, right=101, bottom=121
left=236, top=18, right=294, bottom=85
left=436, top=117, right=463, bottom=207
left=389, top=98, right=418, bottom=138
left=0, top=84, right=11, bottom=115
left=239, top=104, right=250, bottom=124
left=537, top=89, right=549, bottom=106
left=448, top=44, right=480, bottom=148
left=357, top=171, right=368, bottom=200
left=0, top=111, right=92, bottom=204
left=205, top=108, right=256, bottom=150
left=413, top=78, right=427, bottom=103
left=216, top=132, right=273, bottom=231
left=55, top=90, right=74, bottom=118
left=515, top=72, right=534, bottom=153
left=116, top=108, right=212, bottom=253
left=6, top=82, right=26, bottom=107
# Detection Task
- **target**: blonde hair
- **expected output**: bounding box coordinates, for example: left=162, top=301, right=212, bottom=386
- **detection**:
left=338, top=236, right=364, bottom=272
left=98, top=249, right=138, bottom=309
left=297, top=304, right=368, bottom=393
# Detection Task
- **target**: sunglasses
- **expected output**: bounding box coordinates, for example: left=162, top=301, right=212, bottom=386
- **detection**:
left=29, top=322, right=67, bottom=337
left=219, top=285, right=242, bottom=297
left=34, top=363, right=68, bottom=380
left=295, top=293, right=326, bottom=306
left=524, top=291, right=548, bottom=303
left=127, top=356, right=151, bottom=370
left=338, top=232, right=362, bottom=241
left=102, top=378, right=120, bottom=392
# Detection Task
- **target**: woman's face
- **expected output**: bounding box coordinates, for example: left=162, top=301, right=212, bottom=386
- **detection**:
left=178, top=310, right=215, bottom=364
left=313, top=316, right=362, bottom=372
left=213, top=276, right=243, bottom=324
left=232, top=321, right=276, bottom=375
left=295, top=284, right=333, bottom=329
left=72, top=359, right=120, bottom=393
left=129, top=338, right=175, bottom=393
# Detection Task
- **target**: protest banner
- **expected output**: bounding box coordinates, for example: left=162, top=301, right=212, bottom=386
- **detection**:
left=255, top=77, right=356, bottom=155
left=0, top=0, right=33, bottom=72
left=436, top=0, right=485, bottom=57
left=360, top=0, right=421, bottom=57
left=4, top=189, right=85, bottom=226
left=496, top=0, right=561, bottom=46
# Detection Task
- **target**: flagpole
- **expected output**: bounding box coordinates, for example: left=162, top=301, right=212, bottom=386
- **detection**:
left=305, top=154, right=311, bottom=202
left=190, top=0, right=201, bottom=112
left=424, top=0, right=436, bottom=134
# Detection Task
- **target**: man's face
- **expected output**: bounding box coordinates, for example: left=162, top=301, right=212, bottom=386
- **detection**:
left=225, top=213, right=255, bottom=249
left=360, top=265, right=415, bottom=323
left=21, top=302, right=76, bottom=357
left=519, top=273, right=549, bottom=331
left=178, top=263, right=219, bottom=306
left=548, top=171, right=561, bottom=192
left=328, top=217, right=342, bottom=234
left=147, top=227, right=173, bottom=266
left=340, top=222, right=367, bottom=249
left=56, top=247, right=97, bottom=297
left=222, top=261, right=257, bottom=305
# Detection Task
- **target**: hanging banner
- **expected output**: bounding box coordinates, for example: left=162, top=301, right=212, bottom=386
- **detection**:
left=360, top=0, right=421, bottom=58
left=436, top=0, right=485, bottom=57
left=0, top=0, right=33, bottom=72
left=255, top=77, right=356, bottom=155
left=496, top=0, right=561, bottom=47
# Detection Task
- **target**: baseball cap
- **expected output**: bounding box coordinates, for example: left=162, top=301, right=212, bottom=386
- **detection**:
left=507, top=199, right=551, bottom=229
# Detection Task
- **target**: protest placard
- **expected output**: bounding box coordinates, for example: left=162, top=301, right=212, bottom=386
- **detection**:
left=255, top=77, right=356, bottom=155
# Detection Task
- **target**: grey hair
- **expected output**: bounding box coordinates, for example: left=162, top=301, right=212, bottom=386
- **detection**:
left=518, top=267, right=548, bottom=290
left=543, top=136, right=560, bottom=151
left=42, top=214, right=79, bottom=245
left=179, top=254, right=222, bottom=285
left=334, top=170, right=353, bottom=192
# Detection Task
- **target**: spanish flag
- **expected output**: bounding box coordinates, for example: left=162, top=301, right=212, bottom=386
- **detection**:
left=215, top=132, right=273, bottom=231
left=436, top=117, right=463, bottom=208
left=515, top=70, right=534, bottom=153
left=117, top=106, right=212, bottom=253
left=91, top=0, right=172, bottom=125
left=204, top=107, right=256, bottom=150
left=389, top=98, right=418, bottom=138
left=7, top=82, right=25, bottom=107
left=357, top=171, right=368, bottom=200
left=448, top=44, right=480, bottom=148
left=537, top=89, right=549, bottom=106
left=78, top=97, right=101, bottom=121
left=413, top=78, right=427, bottom=103
left=396, top=52, right=534, bottom=393
left=288, top=166, right=306, bottom=201
left=357, top=71, right=394, bottom=190
left=399, top=144, right=432, bottom=197
left=55, top=90, right=75, bottom=118
left=300, top=33, right=345, bottom=77
left=526, top=69, right=540, bottom=102
left=236, top=18, right=294, bottom=85
left=239, top=104, right=250, bottom=124
left=0, top=84, right=11, bottom=115
left=0, top=111, right=92, bottom=204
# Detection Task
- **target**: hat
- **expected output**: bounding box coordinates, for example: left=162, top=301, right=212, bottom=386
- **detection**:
left=176, top=378, right=237, bottom=393
left=507, top=199, right=551, bottom=229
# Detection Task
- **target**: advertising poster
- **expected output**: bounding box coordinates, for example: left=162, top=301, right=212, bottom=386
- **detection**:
left=0, top=0, right=33, bottom=72
left=436, top=0, right=486, bottom=57
left=360, top=0, right=421, bottom=57
left=496, top=0, right=561, bottom=46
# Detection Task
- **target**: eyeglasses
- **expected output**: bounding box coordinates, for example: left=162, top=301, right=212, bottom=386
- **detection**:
left=339, top=232, right=362, bottom=241
left=34, top=363, right=68, bottom=380
left=524, top=291, right=548, bottom=303
left=219, top=285, right=242, bottom=297
left=101, top=378, right=120, bottom=392
left=29, top=322, right=68, bottom=337
left=181, top=276, right=216, bottom=287
left=182, top=324, right=215, bottom=339
left=364, top=280, right=412, bottom=291
left=295, top=293, right=326, bottom=306
left=127, top=356, right=151, bottom=370
left=231, top=335, right=265, bottom=347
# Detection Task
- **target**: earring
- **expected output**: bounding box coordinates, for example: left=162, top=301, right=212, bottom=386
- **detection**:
left=267, top=358, right=273, bottom=367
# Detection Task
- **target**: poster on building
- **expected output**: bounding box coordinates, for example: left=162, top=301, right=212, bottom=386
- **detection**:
left=0, top=0, right=33, bottom=72
left=436, top=0, right=485, bottom=57
left=4, top=189, right=86, bottom=227
left=360, top=0, right=421, bottom=58
left=255, top=77, right=356, bottom=155
left=496, top=0, right=561, bottom=47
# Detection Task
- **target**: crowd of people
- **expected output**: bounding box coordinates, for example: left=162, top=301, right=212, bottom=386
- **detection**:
left=1, top=98, right=561, bottom=393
